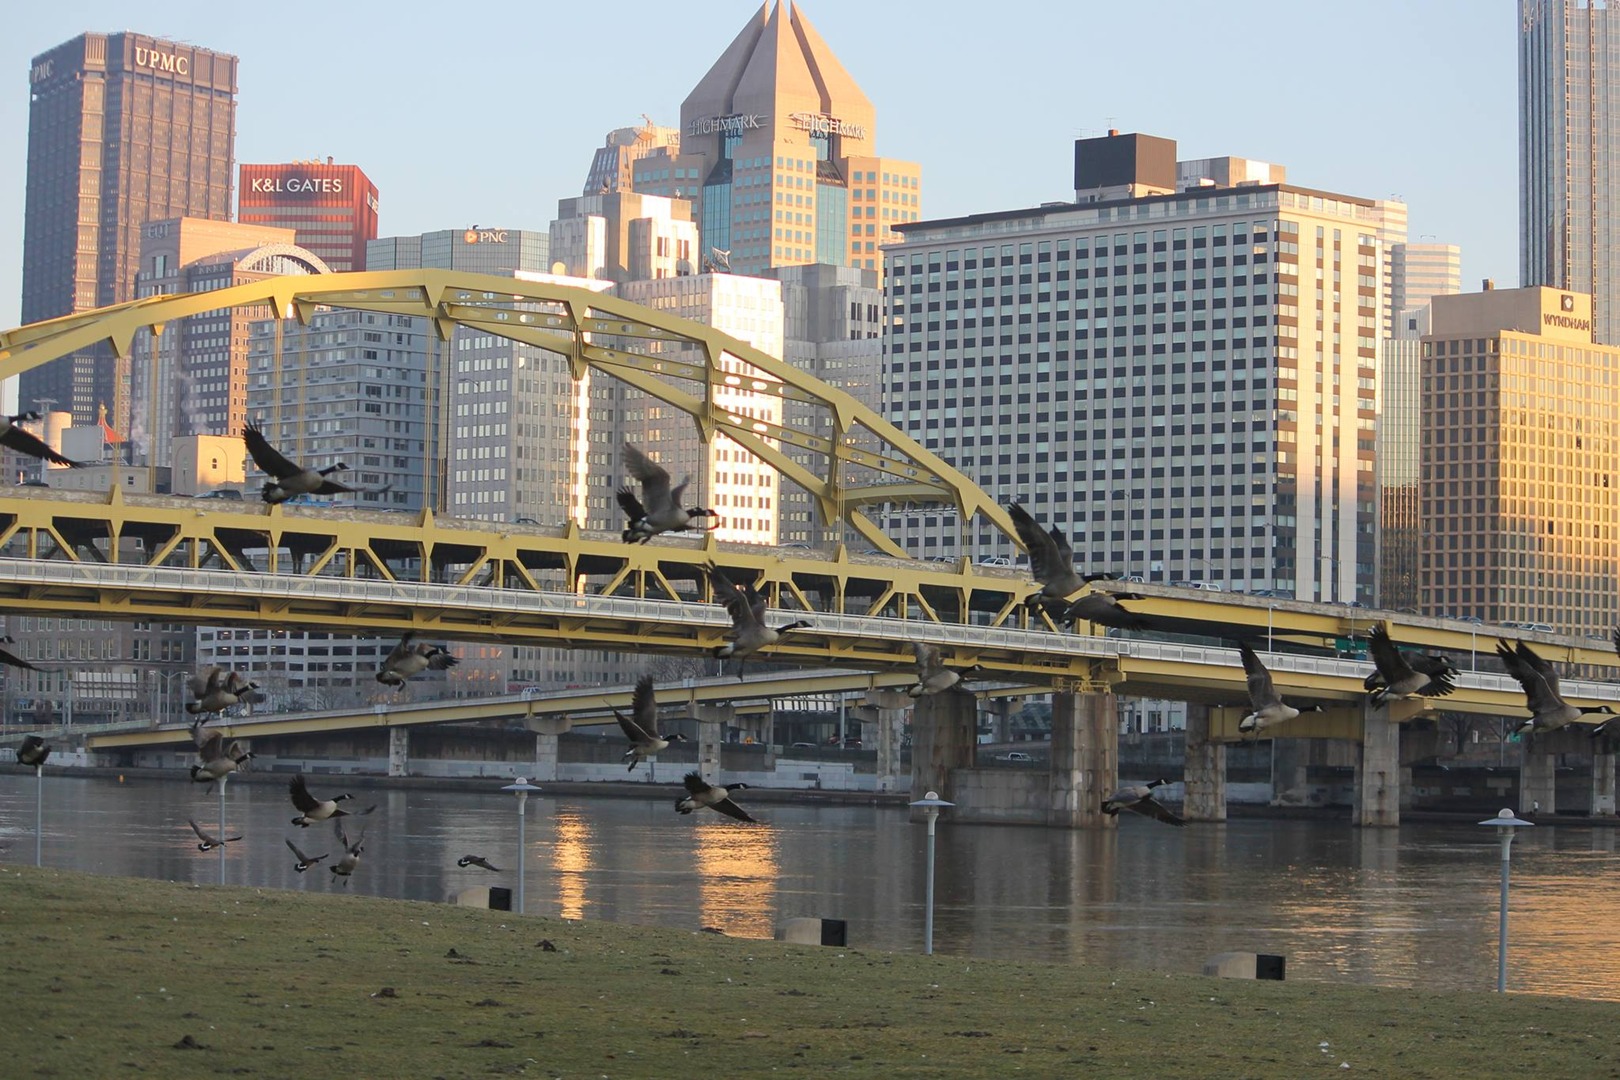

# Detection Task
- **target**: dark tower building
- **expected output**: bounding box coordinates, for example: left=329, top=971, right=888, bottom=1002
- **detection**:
left=20, top=32, right=238, bottom=423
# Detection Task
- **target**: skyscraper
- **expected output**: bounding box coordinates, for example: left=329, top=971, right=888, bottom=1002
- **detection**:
left=238, top=160, right=380, bottom=272
left=627, top=2, right=920, bottom=277
left=21, top=32, right=238, bottom=422
left=885, top=131, right=1400, bottom=605
left=1520, top=0, right=1620, bottom=342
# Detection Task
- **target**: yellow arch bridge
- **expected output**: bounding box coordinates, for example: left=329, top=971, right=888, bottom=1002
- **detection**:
left=1, top=271, right=1616, bottom=825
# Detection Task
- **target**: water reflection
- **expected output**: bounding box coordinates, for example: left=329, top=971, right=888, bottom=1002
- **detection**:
left=548, top=807, right=593, bottom=921
left=7, top=773, right=1620, bottom=1000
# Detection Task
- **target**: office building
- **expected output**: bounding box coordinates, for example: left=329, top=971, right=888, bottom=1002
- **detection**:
left=617, top=272, right=786, bottom=546
left=132, top=217, right=329, bottom=466
left=1391, top=242, right=1463, bottom=338
left=764, top=261, right=883, bottom=545
left=366, top=227, right=550, bottom=276
left=625, top=1, right=920, bottom=277
left=549, top=191, right=699, bottom=283
left=582, top=120, right=682, bottom=196
left=884, top=130, right=1399, bottom=605
left=238, top=159, right=380, bottom=272
left=1521, top=0, right=1620, bottom=342
left=20, top=32, right=238, bottom=423
left=205, top=307, right=433, bottom=710
left=1378, top=243, right=1462, bottom=609
left=1421, top=286, right=1619, bottom=633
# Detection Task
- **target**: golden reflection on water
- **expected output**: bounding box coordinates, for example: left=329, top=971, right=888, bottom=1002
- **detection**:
left=692, top=822, right=780, bottom=939
left=548, top=807, right=593, bottom=921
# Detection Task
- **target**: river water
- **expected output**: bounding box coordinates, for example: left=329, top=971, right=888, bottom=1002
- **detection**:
left=3, top=772, right=1617, bottom=1000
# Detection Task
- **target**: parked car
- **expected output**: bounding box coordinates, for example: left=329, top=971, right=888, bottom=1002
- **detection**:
left=790, top=741, right=817, bottom=749
left=1170, top=580, right=1224, bottom=592
left=977, top=556, right=1012, bottom=567
left=999, top=751, right=1033, bottom=762
left=194, top=488, right=243, bottom=500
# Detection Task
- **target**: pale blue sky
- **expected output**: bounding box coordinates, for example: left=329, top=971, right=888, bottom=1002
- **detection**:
left=0, top=1, right=1515, bottom=328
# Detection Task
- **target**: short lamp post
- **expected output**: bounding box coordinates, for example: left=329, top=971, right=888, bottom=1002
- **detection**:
left=502, top=777, right=542, bottom=915
left=1478, top=807, right=1534, bottom=992
left=909, top=790, right=954, bottom=955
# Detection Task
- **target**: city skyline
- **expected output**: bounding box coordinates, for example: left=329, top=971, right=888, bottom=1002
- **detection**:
left=0, top=1, right=1513, bottom=330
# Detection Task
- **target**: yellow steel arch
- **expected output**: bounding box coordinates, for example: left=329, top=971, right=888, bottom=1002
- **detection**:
left=0, top=269, right=1019, bottom=556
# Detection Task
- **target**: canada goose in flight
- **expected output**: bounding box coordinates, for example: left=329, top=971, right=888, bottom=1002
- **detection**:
left=187, top=819, right=241, bottom=852
left=0, top=635, right=49, bottom=672
left=907, top=641, right=982, bottom=698
left=243, top=424, right=371, bottom=504
left=1237, top=643, right=1323, bottom=739
left=702, top=562, right=812, bottom=679
left=614, top=674, right=688, bottom=772
left=289, top=773, right=376, bottom=827
left=1495, top=639, right=1615, bottom=736
left=330, top=824, right=366, bottom=885
left=186, top=666, right=260, bottom=715
left=17, top=734, right=50, bottom=768
left=457, top=855, right=502, bottom=872
left=284, top=837, right=328, bottom=872
left=617, top=441, right=719, bottom=543
left=376, top=631, right=459, bottom=687
left=1058, top=590, right=1149, bottom=633
left=188, top=721, right=254, bottom=786
left=1101, top=778, right=1187, bottom=826
left=1005, top=503, right=1146, bottom=630
left=0, top=411, right=81, bottom=468
left=1363, top=624, right=1458, bottom=705
left=675, top=771, right=757, bottom=823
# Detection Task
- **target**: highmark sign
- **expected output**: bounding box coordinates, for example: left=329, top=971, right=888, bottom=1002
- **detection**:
left=687, top=113, right=763, bottom=137
left=788, top=112, right=867, bottom=140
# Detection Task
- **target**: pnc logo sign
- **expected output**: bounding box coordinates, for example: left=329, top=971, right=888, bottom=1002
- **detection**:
left=464, top=229, right=508, bottom=244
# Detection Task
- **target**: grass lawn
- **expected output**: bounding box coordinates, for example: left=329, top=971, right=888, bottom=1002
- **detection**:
left=4, top=864, right=1617, bottom=1078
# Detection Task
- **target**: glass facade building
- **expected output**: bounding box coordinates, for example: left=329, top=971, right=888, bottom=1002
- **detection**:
left=1520, top=0, right=1620, bottom=343
left=627, top=2, right=920, bottom=278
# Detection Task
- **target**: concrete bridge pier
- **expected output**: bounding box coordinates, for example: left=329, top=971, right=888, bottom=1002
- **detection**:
left=693, top=703, right=731, bottom=780
left=1354, top=703, right=1401, bottom=827
left=1520, top=739, right=1556, bottom=816
left=909, top=689, right=976, bottom=815
left=387, top=727, right=408, bottom=778
left=1593, top=751, right=1616, bottom=816
left=1270, top=738, right=1312, bottom=806
left=864, top=689, right=910, bottom=793
left=1047, top=691, right=1116, bottom=829
left=1182, top=703, right=1226, bottom=821
left=735, top=711, right=774, bottom=768
left=525, top=716, right=569, bottom=782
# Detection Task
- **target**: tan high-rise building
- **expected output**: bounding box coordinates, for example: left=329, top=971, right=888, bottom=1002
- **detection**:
left=1421, top=286, right=1618, bottom=632
left=627, top=2, right=920, bottom=278
left=133, top=217, right=329, bottom=466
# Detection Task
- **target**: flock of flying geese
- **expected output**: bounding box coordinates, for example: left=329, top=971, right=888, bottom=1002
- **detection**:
left=10, top=435, right=1620, bottom=838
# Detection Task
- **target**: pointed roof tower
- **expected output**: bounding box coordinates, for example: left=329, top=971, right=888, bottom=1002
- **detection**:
left=681, top=2, right=875, bottom=142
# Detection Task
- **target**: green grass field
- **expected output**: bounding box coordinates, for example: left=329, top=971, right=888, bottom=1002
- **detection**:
left=4, top=864, right=1617, bottom=1078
